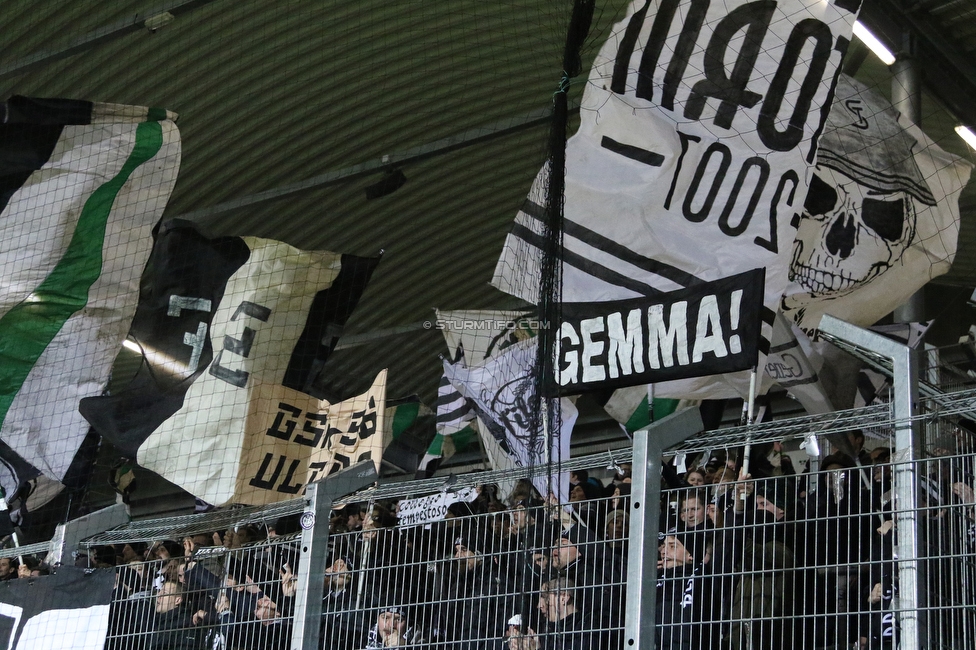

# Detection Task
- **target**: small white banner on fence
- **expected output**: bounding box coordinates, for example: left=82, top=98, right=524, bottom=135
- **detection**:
left=397, top=487, right=479, bottom=528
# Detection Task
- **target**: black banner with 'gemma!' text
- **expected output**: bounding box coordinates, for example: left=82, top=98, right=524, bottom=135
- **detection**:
left=548, top=268, right=765, bottom=395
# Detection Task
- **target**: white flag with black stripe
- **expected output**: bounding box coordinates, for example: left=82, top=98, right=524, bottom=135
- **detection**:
left=0, top=97, right=180, bottom=481
left=782, top=75, right=970, bottom=334
left=444, top=338, right=576, bottom=501
left=0, top=567, right=114, bottom=650
left=493, top=0, right=862, bottom=399
left=417, top=370, right=478, bottom=477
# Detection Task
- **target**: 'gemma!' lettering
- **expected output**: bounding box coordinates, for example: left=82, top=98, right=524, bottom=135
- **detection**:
left=550, top=269, right=765, bottom=393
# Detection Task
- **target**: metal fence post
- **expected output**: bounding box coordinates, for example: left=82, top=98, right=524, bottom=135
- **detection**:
left=291, top=460, right=378, bottom=650
left=819, top=314, right=922, bottom=650
left=624, top=407, right=703, bottom=650
left=47, top=503, right=129, bottom=567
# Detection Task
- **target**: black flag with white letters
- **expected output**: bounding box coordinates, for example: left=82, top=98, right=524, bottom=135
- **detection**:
left=495, top=0, right=862, bottom=400
left=548, top=268, right=764, bottom=395
left=0, top=567, right=114, bottom=650
left=80, top=220, right=379, bottom=459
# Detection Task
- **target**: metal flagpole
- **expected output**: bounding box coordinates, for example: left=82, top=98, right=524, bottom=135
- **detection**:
left=741, top=368, right=758, bottom=478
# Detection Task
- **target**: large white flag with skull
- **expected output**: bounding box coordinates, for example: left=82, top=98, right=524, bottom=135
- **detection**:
left=783, top=74, right=972, bottom=332
left=494, top=0, right=862, bottom=399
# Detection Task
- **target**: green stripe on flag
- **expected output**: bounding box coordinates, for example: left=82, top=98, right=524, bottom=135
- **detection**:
left=452, top=425, right=477, bottom=451
left=651, top=398, right=679, bottom=421
left=390, top=401, right=420, bottom=441
left=427, top=433, right=445, bottom=456
left=0, top=120, right=164, bottom=427
left=624, top=396, right=650, bottom=433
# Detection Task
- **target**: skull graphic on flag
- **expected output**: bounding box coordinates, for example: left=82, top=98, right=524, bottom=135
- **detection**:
left=782, top=74, right=970, bottom=333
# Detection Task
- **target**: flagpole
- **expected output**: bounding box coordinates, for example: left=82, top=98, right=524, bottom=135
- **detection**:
left=740, top=368, right=758, bottom=479
left=355, top=499, right=376, bottom=612
left=541, top=402, right=552, bottom=498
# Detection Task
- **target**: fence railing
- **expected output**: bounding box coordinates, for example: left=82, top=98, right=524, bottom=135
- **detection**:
left=35, top=448, right=969, bottom=650
left=9, top=316, right=976, bottom=650
left=106, top=534, right=301, bottom=650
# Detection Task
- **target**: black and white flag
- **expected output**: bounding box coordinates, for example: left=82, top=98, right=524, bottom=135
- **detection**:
left=444, top=339, right=576, bottom=502
left=494, top=0, right=862, bottom=399
left=80, top=220, right=380, bottom=505
left=783, top=74, right=970, bottom=333
left=0, top=567, right=114, bottom=650
left=552, top=269, right=764, bottom=394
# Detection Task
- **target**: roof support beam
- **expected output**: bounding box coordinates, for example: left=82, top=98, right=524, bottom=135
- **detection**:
left=173, top=105, right=570, bottom=222
left=0, top=0, right=222, bottom=81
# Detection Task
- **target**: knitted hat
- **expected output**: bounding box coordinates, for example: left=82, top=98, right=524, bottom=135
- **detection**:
left=755, top=479, right=794, bottom=512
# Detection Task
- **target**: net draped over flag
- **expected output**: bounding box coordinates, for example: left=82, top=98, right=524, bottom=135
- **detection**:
left=417, top=310, right=539, bottom=479
left=444, top=338, right=577, bottom=502
left=494, top=0, right=863, bottom=400
left=0, top=97, right=180, bottom=484
left=435, top=308, right=540, bottom=367
left=781, top=74, right=972, bottom=333
left=81, top=223, right=381, bottom=506
left=418, top=370, right=479, bottom=478
left=761, top=75, right=969, bottom=414
left=435, top=310, right=680, bottom=439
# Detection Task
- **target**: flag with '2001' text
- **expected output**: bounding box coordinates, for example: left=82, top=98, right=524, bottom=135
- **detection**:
left=494, top=0, right=861, bottom=399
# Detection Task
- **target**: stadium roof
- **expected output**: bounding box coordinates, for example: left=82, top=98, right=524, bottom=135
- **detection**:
left=3, top=0, right=976, bottom=502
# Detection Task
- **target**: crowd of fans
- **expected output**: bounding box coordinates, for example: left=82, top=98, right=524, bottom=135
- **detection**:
left=8, top=428, right=975, bottom=650
left=655, top=430, right=976, bottom=650
left=62, top=467, right=635, bottom=650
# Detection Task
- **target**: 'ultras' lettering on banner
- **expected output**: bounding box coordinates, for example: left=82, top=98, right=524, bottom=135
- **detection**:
left=551, top=269, right=765, bottom=394
left=235, top=370, right=387, bottom=506
left=494, top=0, right=860, bottom=399
left=111, top=233, right=381, bottom=507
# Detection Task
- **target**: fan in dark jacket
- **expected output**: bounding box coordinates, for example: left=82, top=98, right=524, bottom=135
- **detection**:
left=430, top=528, right=504, bottom=650
left=149, top=581, right=207, bottom=650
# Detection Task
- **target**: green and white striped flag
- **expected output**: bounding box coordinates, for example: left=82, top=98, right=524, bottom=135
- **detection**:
left=0, top=97, right=180, bottom=481
left=601, top=385, right=681, bottom=434
left=417, top=372, right=478, bottom=477
left=382, top=395, right=433, bottom=448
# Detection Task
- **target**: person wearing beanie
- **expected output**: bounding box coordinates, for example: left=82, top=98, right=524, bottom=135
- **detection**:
left=755, top=480, right=793, bottom=521
left=365, top=601, right=424, bottom=649
left=568, top=479, right=604, bottom=535
left=655, top=533, right=709, bottom=650
left=804, top=455, right=878, bottom=648
left=724, top=474, right=804, bottom=650
left=359, top=503, right=407, bottom=607
left=427, top=525, right=504, bottom=650
left=552, top=525, right=619, bottom=647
